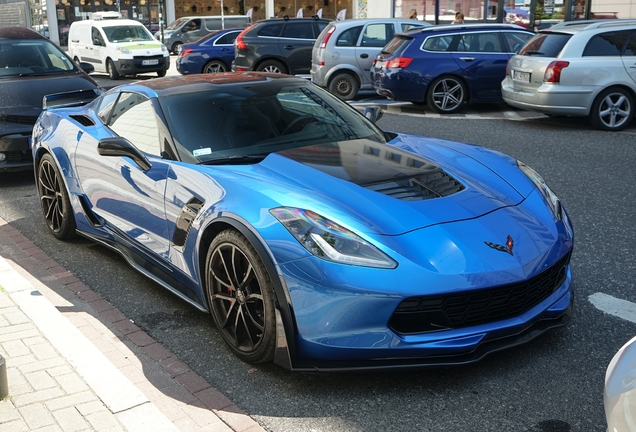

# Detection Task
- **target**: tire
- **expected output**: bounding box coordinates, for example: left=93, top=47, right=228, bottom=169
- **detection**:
left=107, top=58, right=120, bottom=80
left=426, top=75, right=466, bottom=114
left=205, top=229, right=276, bottom=364
left=256, top=59, right=286, bottom=74
left=590, top=87, right=634, bottom=132
left=156, top=70, right=167, bottom=77
left=328, top=73, right=359, bottom=100
left=203, top=60, right=229, bottom=74
left=37, top=153, right=77, bottom=241
left=171, top=42, right=182, bottom=55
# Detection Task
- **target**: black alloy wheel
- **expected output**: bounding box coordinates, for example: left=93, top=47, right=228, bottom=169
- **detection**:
left=37, top=153, right=77, bottom=240
left=427, top=76, right=466, bottom=114
left=205, top=230, right=276, bottom=363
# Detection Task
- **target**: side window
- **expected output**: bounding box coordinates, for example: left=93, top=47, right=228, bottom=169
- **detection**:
left=108, top=93, right=161, bottom=156
left=257, top=23, right=283, bottom=37
left=91, top=27, right=105, bottom=46
left=458, top=33, right=502, bottom=53
left=361, top=24, right=394, bottom=47
left=583, top=31, right=629, bottom=56
left=184, top=19, right=201, bottom=32
left=97, top=92, right=119, bottom=124
left=281, top=22, right=314, bottom=39
left=216, top=31, right=239, bottom=45
left=336, top=26, right=362, bottom=47
left=501, top=31, right=533, bottom=53
left=423, top=35, right=453, bottom=52
left=624, top=32, right=636, bottom=56
left=204, top=19, right=222, bottom=31
left=316, top=22, right=329, bottom=36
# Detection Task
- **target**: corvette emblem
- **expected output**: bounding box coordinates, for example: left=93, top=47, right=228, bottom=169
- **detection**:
left=485, top=235, right=514, bottom=256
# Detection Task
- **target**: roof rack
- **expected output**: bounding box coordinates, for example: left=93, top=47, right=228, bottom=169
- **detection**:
left=550, top=19, right=636, bottom=30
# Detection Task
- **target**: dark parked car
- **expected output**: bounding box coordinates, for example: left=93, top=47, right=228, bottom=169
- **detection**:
left=0, top=27, right=99, bottom=172
left=370, top=24, right=534, bottom=114
left=176, top=28, right=242, bottom=74
left=233, top=16, right=331, bottom=75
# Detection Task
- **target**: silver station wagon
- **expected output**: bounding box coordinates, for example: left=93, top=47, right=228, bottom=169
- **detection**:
left=311, top=18, right=430, bottom=100
left=502, top=19, right=636, bottom=131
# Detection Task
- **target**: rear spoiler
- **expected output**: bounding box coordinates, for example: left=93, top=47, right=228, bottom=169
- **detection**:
left=43, top=88, right=101, bottom=110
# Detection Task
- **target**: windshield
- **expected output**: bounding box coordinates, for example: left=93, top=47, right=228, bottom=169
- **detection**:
left=0, top=39, right=77, bottom=77
left=159, top=79, right=386, bottom=164
left=166, top=17, right=189, bottom=31
left=102, top=25, right=155, bottom=43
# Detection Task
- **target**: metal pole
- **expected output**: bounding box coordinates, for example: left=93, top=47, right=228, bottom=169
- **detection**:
left=221, top=0, right=225, bottom=29
left=0, top=355, right=8, bottom=399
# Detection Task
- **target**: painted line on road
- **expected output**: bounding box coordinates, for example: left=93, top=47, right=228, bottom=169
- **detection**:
left=589, top=292, right=636, bottom=324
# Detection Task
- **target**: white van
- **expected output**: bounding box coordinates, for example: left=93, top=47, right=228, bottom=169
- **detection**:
left=158, top=15, right=250, bottom=54
left=68, top=14, right=170, bottom=80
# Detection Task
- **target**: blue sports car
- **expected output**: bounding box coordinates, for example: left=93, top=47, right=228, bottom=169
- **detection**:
left=32, top=73, right=574, bottom=371
left=175, top=28, right=242, bottom=74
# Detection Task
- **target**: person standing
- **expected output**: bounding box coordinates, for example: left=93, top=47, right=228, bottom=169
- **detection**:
left=408, top=9, right=418, bottom=19
left=452, top=12, right=465, bottom=24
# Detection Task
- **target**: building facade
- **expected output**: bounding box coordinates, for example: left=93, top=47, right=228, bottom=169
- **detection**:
left=41, top=0, right=634, bottom=46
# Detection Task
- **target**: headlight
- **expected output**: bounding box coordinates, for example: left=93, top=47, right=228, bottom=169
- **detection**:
left=161, top=45, right=168, bottom=52
left=518, top=161, right=561, bottom=220
left=270, top=207, right=397, bottom=269
left=117, top=48, right=132, bottom=55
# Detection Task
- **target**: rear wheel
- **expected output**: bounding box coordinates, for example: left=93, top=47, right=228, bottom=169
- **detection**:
left=107, top=59, right=120, bottom=80
left=203, top=60, right=229, bottom=74
left=590, top=87, right=634, bottom=131
left=328, top=73, right=359, bottom=100
left=427, top=76, right=466, bottom=114
left=256, top=59, right=286, bottom=74
left=37, top=153, right=76, bottom=240
left=205, top=229, right=276, bottom=364
left=171, top=42, right=182, bottom=55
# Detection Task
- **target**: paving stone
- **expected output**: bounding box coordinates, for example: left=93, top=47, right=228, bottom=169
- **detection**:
left=2, top=340, right=30, bottom=357
left=19, top=402, right=56, bottom=429
left=24, top=370, right=57, bottom=391
left=44, top=391, right=98, bottom=411
left=30, top=343, right=61, bottom=361
left=85, top=410, right=123, bottom=430
left=180, top=400, right=224, bottom=428
left=54, top=373, right=90, bottom=394
left=19, top=356, right=66, bottom=374
left=12, top=387, right=64, bottom=407
left=52, top=406, right=90, bottom=432
left=0, top=418, right=29, bottom=431
left=75, top=400, right=107, bottom=417
left=0, top=399, right=22, bottom=423
left=46, top=365, right=73, bottom=378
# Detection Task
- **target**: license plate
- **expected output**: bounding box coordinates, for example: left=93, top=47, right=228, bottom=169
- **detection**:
left=142, top=59, right=159, bottom=66
left=512, top=70, right=530, bottom=83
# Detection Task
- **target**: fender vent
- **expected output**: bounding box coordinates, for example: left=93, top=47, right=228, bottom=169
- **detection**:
left=172, top=197, right=204, bottom=248
left=70, top=115, right=95, bottom=127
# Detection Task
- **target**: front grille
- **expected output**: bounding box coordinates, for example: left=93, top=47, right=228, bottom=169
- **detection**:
left=389, top=250, right=572, bottom=334
left=3, top=150, right=33, bottom=164
left=364, top=170, right=465, bottom=201
left=0, top=115, right=38, bottom=125
left=132, top=55, right=165, bottom=60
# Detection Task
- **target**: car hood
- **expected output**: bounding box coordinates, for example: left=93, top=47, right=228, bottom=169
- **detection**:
left=0, top=73, right=98, bottom=117
left=233, top=133, right=536, bottom=236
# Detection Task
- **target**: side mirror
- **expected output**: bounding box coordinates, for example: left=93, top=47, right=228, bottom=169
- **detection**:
left=78, top=62, right=94, bottom=74
left=364, top=106, right=383, bottom=123
left=98, top=137, right=152, bottom=172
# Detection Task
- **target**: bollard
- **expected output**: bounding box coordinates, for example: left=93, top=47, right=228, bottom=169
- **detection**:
left=0, top=354, right=8, bottom=399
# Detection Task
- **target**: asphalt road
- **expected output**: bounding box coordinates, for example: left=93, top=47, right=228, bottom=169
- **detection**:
left=1, top=76, right=636, bottom=431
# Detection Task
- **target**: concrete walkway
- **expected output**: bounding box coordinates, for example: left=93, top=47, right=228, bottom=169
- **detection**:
left=0, top=217, right=265, bottom=432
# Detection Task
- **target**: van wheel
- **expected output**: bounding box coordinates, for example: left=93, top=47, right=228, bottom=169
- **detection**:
left=107, top=59, right=120, bottom=80
left=328, top=73, right=359, bottom=100
left=157, top=70, right=167, bottom=77
left=171, top=42, right=182, bottom=55
left=73, top=56, right=80, bottom=65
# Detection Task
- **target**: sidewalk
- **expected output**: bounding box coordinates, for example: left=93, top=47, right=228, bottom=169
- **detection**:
left=0, top=216, right=265, bottom=432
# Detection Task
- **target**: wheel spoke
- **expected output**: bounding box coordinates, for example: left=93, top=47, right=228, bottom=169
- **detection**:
left=235, top=305, right=256, bottom=350
left=210, top=293, right=237, bottom=328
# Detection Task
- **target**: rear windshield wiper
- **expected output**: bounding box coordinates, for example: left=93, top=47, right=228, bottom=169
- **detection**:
left=201, top=154, right=267, bottom=165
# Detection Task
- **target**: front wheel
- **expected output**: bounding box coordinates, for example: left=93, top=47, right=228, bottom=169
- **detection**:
left=37, top=153, right=77, bottom=240
left=256, top=59, right=286, bottom=74
left=328, top=73, right=359, bottom=100
left=156, top=70, right=167, bottom=77
left=205, top=230, right=276, bottom=364
left=107, top=59, right=120, bottom=80
left=590, top=87, right=634, bottom=131
left=427, top=76, right=466, bottom=114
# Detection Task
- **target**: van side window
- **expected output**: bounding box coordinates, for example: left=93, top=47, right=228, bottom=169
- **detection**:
left=184, top=19, right=201, bottom=32
left=108, top=92, right=161, bottom=157
left=91, top=27, right=105, bottom=46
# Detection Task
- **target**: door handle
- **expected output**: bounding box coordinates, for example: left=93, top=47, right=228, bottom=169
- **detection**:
left=630, top=64, right=636, bottom=68
left=459, top=57, right=475, bottom=61
left=284, top=45, right=294, bottom=50
left=360, top=53, right=369, bottom=59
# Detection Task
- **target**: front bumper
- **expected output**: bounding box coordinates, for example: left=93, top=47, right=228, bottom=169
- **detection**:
left=0, top=130, right=33, bottom=172
left=115, top=55, right=170, bottom=76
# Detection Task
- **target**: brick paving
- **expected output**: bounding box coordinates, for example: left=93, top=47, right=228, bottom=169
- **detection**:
left=0, top=217, right=266, bottom=432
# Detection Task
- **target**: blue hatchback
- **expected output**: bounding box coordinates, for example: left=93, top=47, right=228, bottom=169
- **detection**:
left=370, top=24, right=533, bottom=114
left=176, top=28, right=242, bottom=74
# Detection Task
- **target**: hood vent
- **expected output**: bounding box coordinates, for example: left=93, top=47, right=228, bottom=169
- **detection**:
left=70, top=115, right=95, bottom=127
left=364, top=170, right=464, bottom=201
